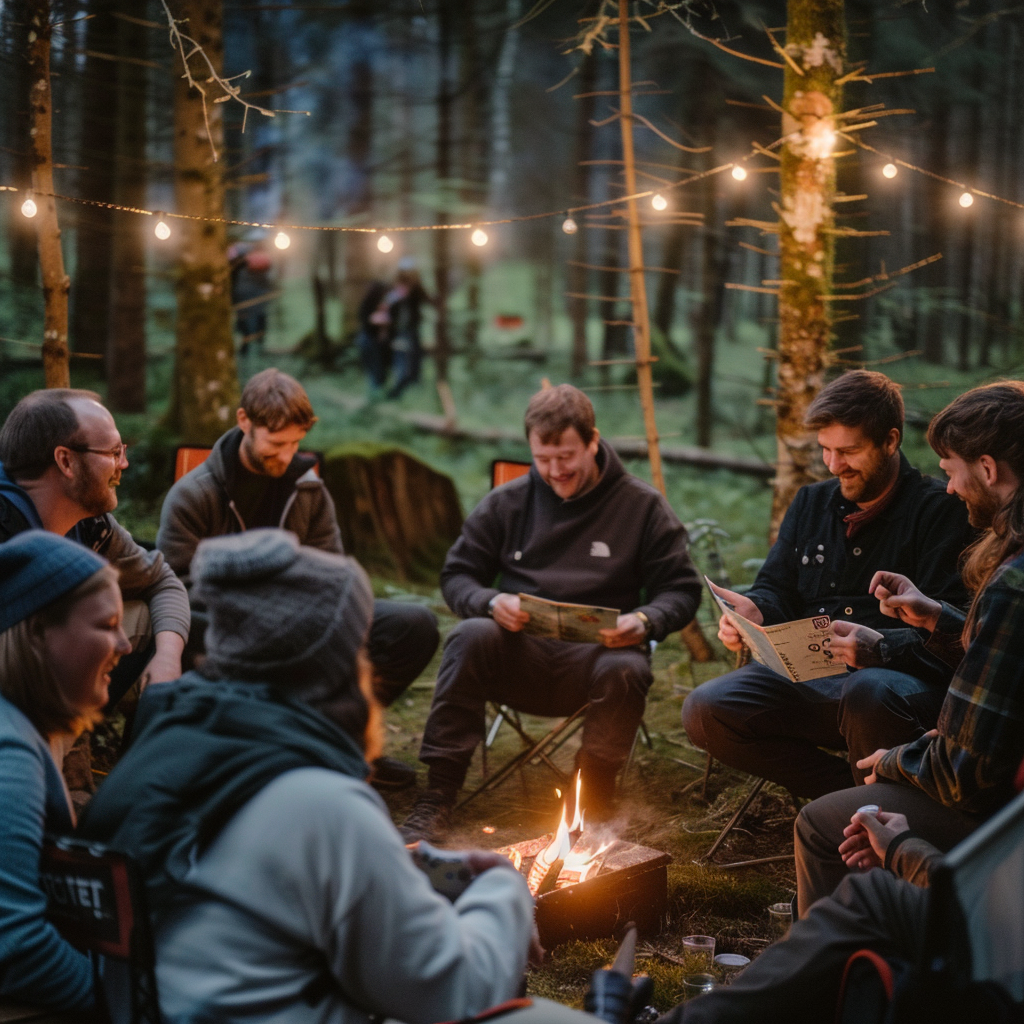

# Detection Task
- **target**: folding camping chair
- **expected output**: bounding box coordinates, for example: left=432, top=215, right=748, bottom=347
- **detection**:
left=40, top=835, right=161, bottom=1024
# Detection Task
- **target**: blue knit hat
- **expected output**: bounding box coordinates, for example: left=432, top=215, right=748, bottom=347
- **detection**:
left=0, top=530, right=108, bottom=633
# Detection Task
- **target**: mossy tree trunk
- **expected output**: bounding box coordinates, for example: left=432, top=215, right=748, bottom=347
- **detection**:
left=170, top=0, right=238, bottom=442
left=27, top=0, right=70, bottom=388
left=771, top=0, right=846, bottom=538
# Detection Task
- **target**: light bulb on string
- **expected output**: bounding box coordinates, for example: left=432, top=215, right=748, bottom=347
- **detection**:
left=651, top=193, right=668, bottom=211
left=471, top=228, right=488, bottom=247
left=274, top=230, right=291, bottom=250
left=882, top=163, right=898, bottom=179
left=562, top=215, right=578, bottom=235
left=20, top=194, right=37, bottom=218
left=731, top=165, right=748, bottom=182
left=154, top=213, right=171, bottom=240
left=959, top=192, right=974, bottom=208
left=377, top=234, right=394, bottom=254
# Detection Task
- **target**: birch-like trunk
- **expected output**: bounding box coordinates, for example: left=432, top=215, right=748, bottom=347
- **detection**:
left=770, top=0, right=846, bottom=537
left=27, top=0, right=70, bottom=388
left=170, top=0, right=238, bottom=442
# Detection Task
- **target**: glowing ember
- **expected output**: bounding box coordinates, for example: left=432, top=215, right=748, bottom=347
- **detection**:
left=482, top=826, right=496, bottom=834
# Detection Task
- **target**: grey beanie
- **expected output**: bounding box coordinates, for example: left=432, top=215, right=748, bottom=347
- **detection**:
left=192, top=529, right=374, bottom=689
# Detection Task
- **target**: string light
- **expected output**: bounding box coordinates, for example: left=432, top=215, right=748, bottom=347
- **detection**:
left=274, top=230, right=290, bottom=250
left=651, top=193, right=668, bottom=211
left=377, top=234, right=394, bottom=253
left=882, top=163, right=898, bottom=179
left=471, top=228, right=488, bottom=247
left=959, top=192, right=974, bottom=208
left=20, top=194, right=37, bottom=218
left=731, top=166, right=748, bottom=181
left=562, top=215, right=578, bottom=235
left=154, top=213, right=171, bottom=240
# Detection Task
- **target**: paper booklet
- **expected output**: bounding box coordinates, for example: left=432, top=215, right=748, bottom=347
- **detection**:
left=517, top=593, right=620, bottom=644
left=705, top=577, right=837, bottom=682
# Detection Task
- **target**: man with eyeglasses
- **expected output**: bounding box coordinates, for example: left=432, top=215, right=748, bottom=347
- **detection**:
left=0, top=389, right=190, bottom=705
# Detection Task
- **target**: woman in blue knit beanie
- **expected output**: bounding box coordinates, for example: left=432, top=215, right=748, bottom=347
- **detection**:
left=0, top=530, right=130, bottom=1013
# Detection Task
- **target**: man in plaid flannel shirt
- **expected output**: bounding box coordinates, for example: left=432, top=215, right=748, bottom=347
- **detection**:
left=795, top=381, right=1024, bottom=915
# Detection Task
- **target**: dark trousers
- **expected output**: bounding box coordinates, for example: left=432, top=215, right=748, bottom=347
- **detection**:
left=368, top=599, right=439, bottom=706
left=681, top=664, right=948, bottom=799
left=657, top=869, right=930, bottom=1024
left=419, top=618, right=652, bottom=792
left=183, top=598, right=437, bottom=707
left=794, top=781, right=981, bottom=915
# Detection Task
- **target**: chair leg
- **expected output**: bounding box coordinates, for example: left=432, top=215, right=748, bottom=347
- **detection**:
left=456, top=706, right=587, bottom=810
left=700, top=774, right=795, bottom=868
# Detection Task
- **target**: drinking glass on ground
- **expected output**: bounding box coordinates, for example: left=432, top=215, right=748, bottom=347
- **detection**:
left=682, top=974, right=716, bottom=1000
left=681, top=935, right=716, bottom=973
left=769, top=902, right=793, bottom=940
left=714, top=953, right=750, bottom=985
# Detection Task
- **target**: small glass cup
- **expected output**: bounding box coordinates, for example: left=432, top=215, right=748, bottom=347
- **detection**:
left=681, top=934, right=716, bottom=974
left=769, top=902, right=793, bottom=940
left=714, top=953, right=750, bottom=985
left=682, top=974, right=716, bottom=1000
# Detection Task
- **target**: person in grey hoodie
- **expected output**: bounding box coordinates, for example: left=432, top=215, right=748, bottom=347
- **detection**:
left=400, top=384, right=702, bottom=842
left=157, top=369, right=438, bottom=788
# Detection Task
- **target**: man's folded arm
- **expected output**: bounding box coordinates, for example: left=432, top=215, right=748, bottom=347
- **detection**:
left=742, top=490, right=805, bottom=625
left=634, top=504, right=702, bottom=640
left=439, top=502, right=504, bottom=618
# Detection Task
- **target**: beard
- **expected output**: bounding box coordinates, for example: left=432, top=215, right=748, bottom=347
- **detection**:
left=69, top=462, right=119, bottom=515
left=962, top=480, right=1003, bottom=529
left=240, top=433, right=288, bottom=478
left=837, top=449, right=897, bottom=504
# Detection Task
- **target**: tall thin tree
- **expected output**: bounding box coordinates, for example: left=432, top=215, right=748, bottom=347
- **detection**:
left=771, top=0, right=845, bottom=535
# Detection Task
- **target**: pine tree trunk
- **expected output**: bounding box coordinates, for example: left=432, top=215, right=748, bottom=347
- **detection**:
left=170, top=0, right=238, bottom=442
left=27, top=0, right=70, bottom=388
left=107, top=5, right=149, bottom=412
left=4, top=0, right=37, bottom=335
left=71, top=0, right=116, bottom=362
left=487, top=0, right=521, bottom=210
left=433, top=0, right=454, bottom=384
left=568, top=50, right=597, bottom=377
left=340, top=34, right=374, bottom=344
left=770, top=0, right=846, bottom=538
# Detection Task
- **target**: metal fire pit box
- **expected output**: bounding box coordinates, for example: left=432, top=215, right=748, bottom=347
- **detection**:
left=497, top=835, right=671, bottom=948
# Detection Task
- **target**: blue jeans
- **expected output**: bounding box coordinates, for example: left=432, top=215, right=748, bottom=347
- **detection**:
left=357, top=329, right=389, bottom=391
left=387, top=332, right=421, bottom=398
left=682, top=663, right=947, bottom=799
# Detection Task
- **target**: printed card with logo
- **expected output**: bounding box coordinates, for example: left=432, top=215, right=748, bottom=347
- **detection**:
left=517, top=593, right=620, bottom=644
left=705, top=577, right=836, bottom=682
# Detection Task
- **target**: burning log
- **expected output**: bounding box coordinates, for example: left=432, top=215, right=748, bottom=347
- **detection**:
left=497, top=773, right=671, bottom=947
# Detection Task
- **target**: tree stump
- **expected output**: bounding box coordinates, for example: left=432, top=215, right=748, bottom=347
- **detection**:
left=321, top=444, right=464, bottom=583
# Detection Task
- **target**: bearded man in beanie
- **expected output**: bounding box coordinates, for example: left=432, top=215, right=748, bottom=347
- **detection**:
left=79, top=529, right=538, bottom=1024
left=157, top=368, right=439, bottom=789
left=401, top=384, right=702, bottom=843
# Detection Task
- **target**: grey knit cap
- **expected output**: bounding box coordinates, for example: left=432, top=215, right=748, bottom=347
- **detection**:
left=192, top=529, right=374, bottom=689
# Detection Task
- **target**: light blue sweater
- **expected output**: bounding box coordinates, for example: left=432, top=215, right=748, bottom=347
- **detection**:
left=0, top=695, right=94, bottom=1010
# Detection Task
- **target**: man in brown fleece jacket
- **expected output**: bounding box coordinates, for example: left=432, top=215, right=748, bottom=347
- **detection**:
left=400, top=385, right=701, bottom=843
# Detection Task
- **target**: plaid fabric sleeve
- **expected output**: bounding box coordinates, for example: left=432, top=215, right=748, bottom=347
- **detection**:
left=922, top=601, right=968, bottom=670
left=875, top=565, right=1024, bottom=814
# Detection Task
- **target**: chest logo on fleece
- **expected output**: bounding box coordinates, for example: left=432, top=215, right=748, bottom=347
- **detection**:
left=590, top=541, right=611, bottom=558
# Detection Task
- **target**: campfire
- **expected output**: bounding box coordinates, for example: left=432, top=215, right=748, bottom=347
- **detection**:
left=496, top=773, right=671, bottom=947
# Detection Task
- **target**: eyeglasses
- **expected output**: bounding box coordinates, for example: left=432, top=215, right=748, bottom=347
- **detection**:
left=66, top=442, right=129, bottom=461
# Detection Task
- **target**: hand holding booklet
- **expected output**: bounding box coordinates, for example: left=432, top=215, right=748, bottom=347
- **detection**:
left=517, top=593, right=619, bottom=644
left=706, top=577, right=837, bottom=682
